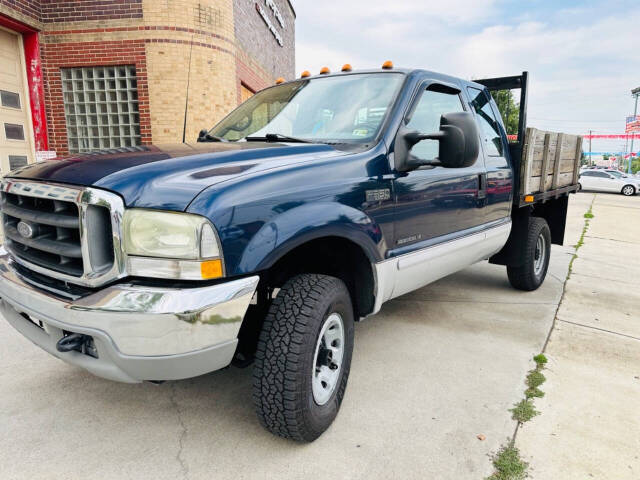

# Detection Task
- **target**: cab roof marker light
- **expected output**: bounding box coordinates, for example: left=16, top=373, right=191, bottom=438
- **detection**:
left=524, top=195, right=534, bottom=203
left=382, top=60, right=394, bottom=69
left=275, top=77, right=285, bottom=84
left=341, top=64, right=352, bottom=72
left=319, top=66, right=330, bottom=74
left=300, top=70, right=311, bottom=78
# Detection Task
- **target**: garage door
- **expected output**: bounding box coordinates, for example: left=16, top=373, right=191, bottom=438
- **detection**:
left=0, top=28, right=34, bottom=175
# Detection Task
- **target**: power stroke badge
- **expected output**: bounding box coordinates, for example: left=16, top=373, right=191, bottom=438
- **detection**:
left=365, top=188, right=391, bottom=202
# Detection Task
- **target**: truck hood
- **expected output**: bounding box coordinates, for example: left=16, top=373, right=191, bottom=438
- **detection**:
left=7, top=142, right=343, bottom=210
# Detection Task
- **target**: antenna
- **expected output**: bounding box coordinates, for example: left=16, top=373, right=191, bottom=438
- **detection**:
left=182, top=35, right=195, bottom=143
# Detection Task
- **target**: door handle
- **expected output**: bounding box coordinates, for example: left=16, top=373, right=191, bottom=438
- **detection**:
left=477, top=173, right=487, bottom=200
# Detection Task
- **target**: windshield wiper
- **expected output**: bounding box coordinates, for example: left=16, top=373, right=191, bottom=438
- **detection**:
left=245, top=133, right=312, bottom=143
left=197, top=129, right=228, bottom=142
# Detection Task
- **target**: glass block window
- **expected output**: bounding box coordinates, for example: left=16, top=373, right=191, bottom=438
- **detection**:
left=61, top=66, right=141, bottom=153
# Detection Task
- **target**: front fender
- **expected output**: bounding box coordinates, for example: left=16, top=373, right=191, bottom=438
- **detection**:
left=236, top=202, right=384, bottom=274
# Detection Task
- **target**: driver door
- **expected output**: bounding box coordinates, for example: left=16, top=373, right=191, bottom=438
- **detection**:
left=392, top=85, right=486, bottom=251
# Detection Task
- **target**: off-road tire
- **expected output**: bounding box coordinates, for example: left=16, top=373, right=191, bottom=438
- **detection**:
left=621, top=184, right=635, bottom=196
left=252, top=274, right=354, bottom=442
left=507, top=217, right=551, bottom=291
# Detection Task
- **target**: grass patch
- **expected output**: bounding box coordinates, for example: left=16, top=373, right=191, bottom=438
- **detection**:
left=569, top=197, right=595, bottom=277
left=533, top=353, right=547, bottom=367
left=510, top=399, right=539, bottom=423
left=525, top=386, right=545, bottom=398
left=526, top=370, right=546, bottom=389
left=487, top=444, right=528, bottom=480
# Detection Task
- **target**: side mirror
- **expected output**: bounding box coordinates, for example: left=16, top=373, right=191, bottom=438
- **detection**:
left=395, top=111, right=480, bottom=172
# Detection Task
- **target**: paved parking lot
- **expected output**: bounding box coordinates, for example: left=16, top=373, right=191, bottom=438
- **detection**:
left=1, top=202, right=577, bottom=479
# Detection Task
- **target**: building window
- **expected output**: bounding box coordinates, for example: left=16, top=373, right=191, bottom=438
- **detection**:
left=1, top=90, right=21, bottom=109
left=8, top=155, right=28, bottom=170
left=4, top=123, right=25, bottom=140
left=61, top=66, right=141, bottom=153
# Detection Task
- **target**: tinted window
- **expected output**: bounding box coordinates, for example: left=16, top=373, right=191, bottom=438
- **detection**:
left=467, top=87, right=503, bottom=156
left=4, top=123, right=25, bottom=140
left=580, top=171, right=594, bottom=177
left=593, top=171, right=610, bottom=178
left=1, top=90, right=20, bottom=109
left=8, top=155, right=28, bottom=170
left=406, top=89, right=464, bottom=161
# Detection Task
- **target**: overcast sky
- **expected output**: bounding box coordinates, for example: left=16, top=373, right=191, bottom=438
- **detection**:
left=293, top=0, right=639, bottom=155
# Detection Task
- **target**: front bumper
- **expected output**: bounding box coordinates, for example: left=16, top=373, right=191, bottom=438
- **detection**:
left=0, top=248, right=258, bottom=383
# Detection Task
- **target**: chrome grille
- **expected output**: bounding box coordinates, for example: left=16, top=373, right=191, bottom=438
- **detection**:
left=1, top=180, right=126, bottom=287
left=2, top=186, right=84, bottom=276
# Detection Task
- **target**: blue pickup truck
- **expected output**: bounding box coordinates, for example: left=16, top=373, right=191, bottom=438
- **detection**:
left=0, top=66, right=580, bottom=441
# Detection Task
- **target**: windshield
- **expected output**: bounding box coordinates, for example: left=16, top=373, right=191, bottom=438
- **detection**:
left=208, top=73, right=404, bottom=144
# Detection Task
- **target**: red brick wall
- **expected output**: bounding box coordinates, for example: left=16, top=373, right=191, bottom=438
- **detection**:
left=40, top=0, right=142, bottom=23
left=0, top=0, right=41, bottom=21
left=41, top=39, right=151, bottom=155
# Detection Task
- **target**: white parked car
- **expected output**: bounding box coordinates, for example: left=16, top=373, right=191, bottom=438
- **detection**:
left=578, top=169, right=639, bottom=196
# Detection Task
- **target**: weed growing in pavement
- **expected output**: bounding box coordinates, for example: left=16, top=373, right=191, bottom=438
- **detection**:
left=486, top=443, right=528, bottom=480
left=568, top=198, right=595, bottom=276
left=525, top=386, right=544, bottom=398
left=526, top=370, right=546, bottom=389
left=533, top=353, right=547, bottom=367
left=510, top=399, right=539, bottom=423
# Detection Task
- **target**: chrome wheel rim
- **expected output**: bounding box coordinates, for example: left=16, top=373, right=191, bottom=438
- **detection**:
left=312, top=312, right=344, bottom=406
left=623, top=186, right=634, bottom=196
left=534, top=234, right=546, bottom=276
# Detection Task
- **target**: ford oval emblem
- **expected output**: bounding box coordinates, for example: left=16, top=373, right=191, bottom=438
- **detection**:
left=17, top=221, right=34, bottom=239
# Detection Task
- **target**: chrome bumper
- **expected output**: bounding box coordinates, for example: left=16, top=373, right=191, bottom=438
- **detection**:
left=0, top=248, right=258, bottom=383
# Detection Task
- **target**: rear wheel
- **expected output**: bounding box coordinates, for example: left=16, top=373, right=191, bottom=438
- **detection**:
left=252, top=274, right=354, bottom=442
left=507, top=217, right=551, bottom=291
left=621, top=185, right=635, bottom=196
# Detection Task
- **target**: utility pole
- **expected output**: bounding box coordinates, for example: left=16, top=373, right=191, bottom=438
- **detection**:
left=629, top=86, right=640, bottom=174
left=588, top=129, right=593, bottom=166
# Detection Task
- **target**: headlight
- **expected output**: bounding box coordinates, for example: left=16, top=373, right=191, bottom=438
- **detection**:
left=123, top=209, right=223, bottom=280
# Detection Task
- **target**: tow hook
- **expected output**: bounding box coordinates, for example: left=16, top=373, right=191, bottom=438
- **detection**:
left=56, top=333, right=90, bottom=353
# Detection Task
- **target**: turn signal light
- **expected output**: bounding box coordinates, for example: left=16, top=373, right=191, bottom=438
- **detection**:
left=382, top=60, right=394, bottom=69
left=275, top=77, right=285, bottom=84
left=300, top=70, right=311, bottom=78
left=341, top=64, right=352, bottom=72
left=201, top=259, right=223, bottom=280
left=524, top=195, right=534, bottom=203
left=319, top=66, right=330, bottom=74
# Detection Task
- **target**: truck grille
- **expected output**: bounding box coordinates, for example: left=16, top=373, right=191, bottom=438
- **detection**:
left=1, top=181, right=125, bottom=287
left=2, top=189, right=84, bottom=276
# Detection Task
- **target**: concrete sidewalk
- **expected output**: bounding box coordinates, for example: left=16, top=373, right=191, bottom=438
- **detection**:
left=517, top=192, right=640, bottom=479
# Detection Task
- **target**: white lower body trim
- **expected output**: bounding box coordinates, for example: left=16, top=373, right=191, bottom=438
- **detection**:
left=371, top=221, right=511, bottom=314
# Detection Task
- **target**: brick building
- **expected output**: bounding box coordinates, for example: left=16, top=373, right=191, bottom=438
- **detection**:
left=0, top=0, right=295, bottom=172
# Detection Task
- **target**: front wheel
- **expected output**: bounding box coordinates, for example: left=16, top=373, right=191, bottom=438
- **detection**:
left=253, top=274, right=354, bottom=442
left=507, top=217, right=551, bottom=291
left=621, top=185, right=636, bottom=196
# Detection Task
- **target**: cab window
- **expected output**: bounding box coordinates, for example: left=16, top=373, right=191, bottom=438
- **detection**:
left=467, top=87, right=504, bottom=157
left=406, top=89, right=464, bottom=161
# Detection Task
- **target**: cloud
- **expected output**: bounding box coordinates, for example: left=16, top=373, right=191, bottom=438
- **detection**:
left=294, top=1, right=639, bottom=150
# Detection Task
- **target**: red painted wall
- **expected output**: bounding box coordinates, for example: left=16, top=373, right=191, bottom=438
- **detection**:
left=0, top=14, right=49, bottom=153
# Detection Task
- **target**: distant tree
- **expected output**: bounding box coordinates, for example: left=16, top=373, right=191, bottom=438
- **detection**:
left=490, top=90, right=519, bottom=137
